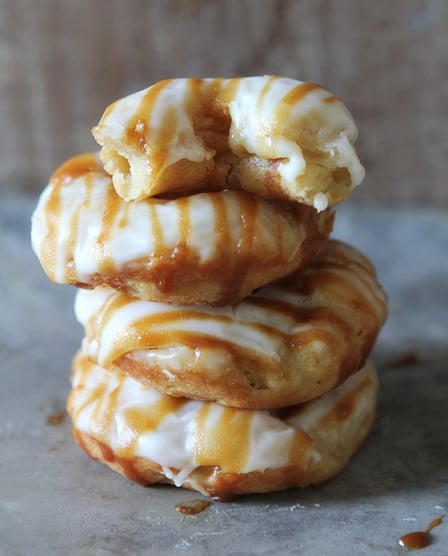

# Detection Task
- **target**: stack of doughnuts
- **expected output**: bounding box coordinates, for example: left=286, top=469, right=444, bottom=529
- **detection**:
left=31, top=76, right=387, bottom=499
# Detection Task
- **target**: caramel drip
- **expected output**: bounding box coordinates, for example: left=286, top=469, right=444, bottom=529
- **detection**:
left=72, top=357, right=186, bottom=468
left=70, top=355, right=108, bottom=422
left=209, top=191, right=258, bottom=301
left=51, top=153, right=101, bottom=185
left=88, top=256, right=378, bottom=367
left=40, top=154, right=105, bottom=282
left=64, top=189, right=84, bottom=283
left=145, top=195, right=193, bottom=294
left=103, top=289, right=134, bottom=319
left=398, top=515, right=444, bottom=550
left=254, top=77, right=279, bottom=152
left=118, top=202, right=131, bottom=229
left=95, top=184, right=123, bottom=276
left=210, top=182, right=230, bottom=251
left=90, top=376, right=121, bottom=441
left=217, top=77, right=242, bottom=105
left=398, top=531, right=428, bottom=550
left=237, top=191, right=258, bottom=258
left=282, top=82, right=323, bottom=105
left=147, top=203, right=179, bottom=293
left=153, top=102, right=180, bottom=179
left=175, top=499, right=210, bottom=515
left=94, top=304, right=283, bottom=367
left=121, top=396, right=187, bottom=460
left=89, top=291, right=137, bottom=361
left=325, top=375, right=373, bottom=423
left=192, top=405, right=251, bottom=472
left=40, top=174, right=63, bottom=281
left=257, top=76, right=278, bottom=111
left=189, top=78, right=229, bottom=153
left=176, top=195, right=192, bottom=251
left=316, top=263, right=386, bottom=320
left=147, top=200, right=165, bottom=260
left=98, top=311, right=243, bottom=364
left=126, top=79, right=172, bottom=166
left=287, top=427, right=313, bottom=470
left=74, top=346, right=124, bottom=444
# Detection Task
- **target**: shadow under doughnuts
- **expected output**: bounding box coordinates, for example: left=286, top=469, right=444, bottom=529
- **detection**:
left=233, top=359, right=448, bottom=508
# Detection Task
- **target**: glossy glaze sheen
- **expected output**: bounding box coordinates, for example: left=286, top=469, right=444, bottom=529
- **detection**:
left=31, top=153, right=329, bottom=302
left=68, top=354, right=377, bottom=489
left=93, top=76, right=365, bottom=207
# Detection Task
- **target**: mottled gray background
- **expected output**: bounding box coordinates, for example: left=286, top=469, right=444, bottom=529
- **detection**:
left=1, top=0, right=447, bottom=205
left=1, top=2, right=448, bottom=554
left=1, top=198, right=448, bottom=555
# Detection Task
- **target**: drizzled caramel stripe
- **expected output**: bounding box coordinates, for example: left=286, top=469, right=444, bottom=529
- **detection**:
left=75, top=240, right=387, bottom=368
left=34, top=154, right=301, bottom=286
left=68, top=352, right=377, bottom=486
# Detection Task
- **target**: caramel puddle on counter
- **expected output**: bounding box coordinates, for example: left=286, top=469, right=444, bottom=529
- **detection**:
left=175, top=499, right=210, bottom=515
left=46, top=411, right=66, bottom=426
left=398, top=515, right=444, bottom=550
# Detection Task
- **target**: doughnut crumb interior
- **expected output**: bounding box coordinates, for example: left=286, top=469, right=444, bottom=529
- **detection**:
left=31, top=75, right=387, bottom=499
left=92, top=76, right=365, bottom=210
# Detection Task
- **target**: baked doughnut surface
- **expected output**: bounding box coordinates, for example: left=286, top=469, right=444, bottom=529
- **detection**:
left=31, top=153, right=333, bottom=305
left=92, top=76, right=365, bottom=210
left=76, top=240, right=387, bottom=409
left=68, top=352, right=378, bottom=499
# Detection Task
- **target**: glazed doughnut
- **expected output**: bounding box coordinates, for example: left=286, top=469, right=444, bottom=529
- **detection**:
left=68, top=352, right=378, bottom=499
left=31, top=153, right=334, bottom=306
left=92, top=76, right=365, bottom=210
left=75, top=241, right=387, bottom=409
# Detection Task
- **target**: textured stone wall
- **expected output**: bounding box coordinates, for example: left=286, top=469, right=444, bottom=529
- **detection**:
left=1, top=0, right=446, bottom=205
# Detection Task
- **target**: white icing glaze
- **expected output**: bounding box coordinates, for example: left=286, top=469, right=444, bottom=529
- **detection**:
left=93, top=76, right=365, bottom=204
left=75, top=286, right=284, bottom=367
left=286, top=361, right=378, bottom=432
left=313, top=192, right=329, bottom=211
left=74, top=240, right=387, bottom=370
left=68, top=354, right=377, bottom=484
left=31, top=154, right=308, bottom=287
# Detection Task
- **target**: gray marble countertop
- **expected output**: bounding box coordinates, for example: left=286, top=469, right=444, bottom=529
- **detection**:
left=1, top=195, right=447, bottom=556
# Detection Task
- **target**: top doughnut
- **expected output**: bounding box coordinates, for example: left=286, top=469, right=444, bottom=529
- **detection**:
left=93, top=76, right=365, bottom=210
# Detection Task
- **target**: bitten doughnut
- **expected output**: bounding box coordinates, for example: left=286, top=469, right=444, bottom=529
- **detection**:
left=92, top=76, right=365, bottom=210
left=68, top=352, right=378, bottom=499
left=75, top=240, right=387, bottom=409
left=31, top=153, right=334, bottom=306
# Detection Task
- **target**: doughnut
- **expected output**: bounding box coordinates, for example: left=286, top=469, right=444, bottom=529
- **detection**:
left=30, top=153, right=334, bottom=306
left=68, top=351, right=378, bottom=499
left=75, top=240, right=387, bottom=409
left=92, top=76, right=365, bottom=210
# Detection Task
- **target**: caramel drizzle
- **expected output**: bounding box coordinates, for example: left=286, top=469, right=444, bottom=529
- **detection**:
left=112, top=76, right=332, bottom=172
left=70, top=356, right=189, bottom=462
left=69, top=355, right=375, bottom=481
left=175, top=499, right=210, bottom=515
left=121, top=396, right=187, bottom=460
left=398, top=515, right=444, bottom=550
left=127, top=79, right=171, bottom=157
left=41, top=174, right=62, bottom=281
left=41, top=154, right=101, bottom=282
left=51, top=153, right=102, bottom=184
left=95, top=183, right=123, bottom=276
left=282, top=82, right=323, bottom=105
left=39, top=154, right=283, bottom=290
left=192, top=404, right=252, bottom=472
left=86, top=245, right=384, bottom=370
